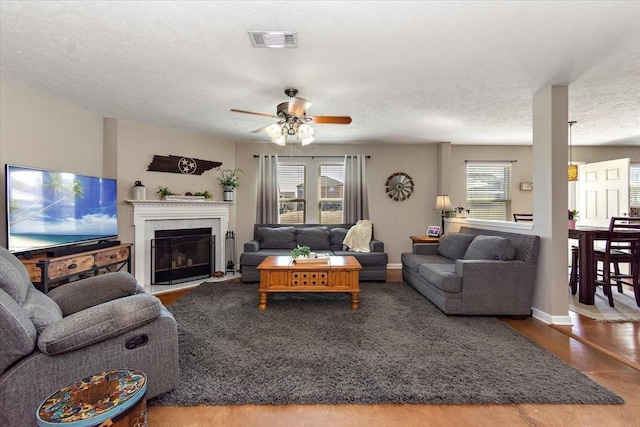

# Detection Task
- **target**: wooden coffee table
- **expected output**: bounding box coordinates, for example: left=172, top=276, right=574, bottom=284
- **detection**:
left=257, top=255, right=362, bottom=310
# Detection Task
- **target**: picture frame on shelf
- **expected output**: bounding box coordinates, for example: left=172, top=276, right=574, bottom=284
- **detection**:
left=427, top=225, right=441, bottom=237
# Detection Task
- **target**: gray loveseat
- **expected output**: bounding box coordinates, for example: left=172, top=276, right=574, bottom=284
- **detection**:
left=0, top=246, right=179, bottom=427
left=240, top=223, right=388, bottom=282
left=401, top=227, right=540, bottom=316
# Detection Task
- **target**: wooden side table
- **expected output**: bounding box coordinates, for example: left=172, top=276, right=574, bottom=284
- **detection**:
left=410, top=235, right=440, bottom=244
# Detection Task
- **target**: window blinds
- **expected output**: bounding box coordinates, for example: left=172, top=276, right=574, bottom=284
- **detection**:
left=466, top=163, right=512, bottom=220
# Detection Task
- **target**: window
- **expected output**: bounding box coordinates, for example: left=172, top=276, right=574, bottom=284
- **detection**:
left=277, top=160, right=345, bottom=224
left=466, top=162, right=512, bottom=220
left=278, top=164, right=306, bottom=224
left=318, top=164, right=344, bottom=224
left=631, top=164, right=640, bottom=216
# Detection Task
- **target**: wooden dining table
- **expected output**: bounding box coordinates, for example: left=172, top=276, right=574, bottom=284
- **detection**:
left=568, top=226, right=611, bottom=305
left=568, top=225, right=640, bottom=305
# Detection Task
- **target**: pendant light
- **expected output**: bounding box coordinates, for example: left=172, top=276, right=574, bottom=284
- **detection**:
left=568, top=121, right=578, bottom=181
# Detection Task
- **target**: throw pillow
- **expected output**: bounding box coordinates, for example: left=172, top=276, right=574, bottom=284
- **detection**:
left=330, top=228, right=349, bottom=250
left=296, top=227, right=331, bottom=250
left=257, top=227, right=297, bottom=249
left=463, top=235, right=516, bottom=260
left=437, top=233, right=476, bottom=260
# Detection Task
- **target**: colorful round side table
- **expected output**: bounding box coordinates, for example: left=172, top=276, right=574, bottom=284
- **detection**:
left=36, top=369, right=147, bottom=427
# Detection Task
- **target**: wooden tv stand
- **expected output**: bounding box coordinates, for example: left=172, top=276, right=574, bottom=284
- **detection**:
left=20, top=243, right=132, bottom=293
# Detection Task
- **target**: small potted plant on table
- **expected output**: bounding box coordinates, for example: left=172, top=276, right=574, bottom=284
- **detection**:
left=291, top=245, right=311, bottom=260
left=568, top=209, right=579, bottom=229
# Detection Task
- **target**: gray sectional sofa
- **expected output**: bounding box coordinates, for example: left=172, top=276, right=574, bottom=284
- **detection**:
left=401, top=226, right=540, bottom=316
left=240, top=224, right=388, bottom=282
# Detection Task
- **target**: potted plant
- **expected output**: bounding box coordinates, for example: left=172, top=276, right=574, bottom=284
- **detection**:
left=156, top=186, right=174, bottom=199
left=194, top=190, right=213, bottom=200
left=568, top=209, right=579, bottom=229
left=291, top=245, right=311, bottom=259
left=217, top=168, right=243, bottom=201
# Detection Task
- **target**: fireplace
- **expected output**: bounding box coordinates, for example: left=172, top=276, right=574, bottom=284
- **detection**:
left=152, top=228, right=215, bottom=285
left=128, top=200, right=230, bottom=288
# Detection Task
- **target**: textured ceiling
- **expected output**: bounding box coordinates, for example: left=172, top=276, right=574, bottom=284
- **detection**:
left=1, top=1, right=639, bottom=146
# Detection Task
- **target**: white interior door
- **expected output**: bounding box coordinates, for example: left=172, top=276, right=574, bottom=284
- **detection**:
left=578, top=158, right=630, bottom=227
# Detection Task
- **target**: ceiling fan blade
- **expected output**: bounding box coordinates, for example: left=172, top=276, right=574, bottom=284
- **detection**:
left=250, top=124, right=272, bottom=134
left=288, top=97, right=312, bottom=117
left=230, top=108, right=277, bottom=119
left=309, top=115, right=352, bottom=124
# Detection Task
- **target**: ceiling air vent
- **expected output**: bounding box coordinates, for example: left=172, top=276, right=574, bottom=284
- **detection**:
left=248, top=31, right=298, bottom=48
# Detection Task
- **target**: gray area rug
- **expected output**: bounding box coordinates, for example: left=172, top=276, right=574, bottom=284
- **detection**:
left=150, top=282, right=623, bottom=406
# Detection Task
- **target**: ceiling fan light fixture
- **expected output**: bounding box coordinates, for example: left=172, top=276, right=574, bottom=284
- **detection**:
left=300, top=136, right=315, bottom=146
left=271, top=135, right=286, bottom=146
left=298, top=123, right=314, bottom=139
left=266, top=123, right=283, bottom=139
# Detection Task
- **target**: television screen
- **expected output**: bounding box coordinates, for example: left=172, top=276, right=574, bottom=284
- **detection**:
left=6, top=164, right=118, bottom=253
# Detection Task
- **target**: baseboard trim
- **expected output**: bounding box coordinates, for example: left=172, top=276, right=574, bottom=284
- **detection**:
left=531, top=307, right=572, bottom=325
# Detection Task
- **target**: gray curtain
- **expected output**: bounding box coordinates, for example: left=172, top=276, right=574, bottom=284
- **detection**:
left=256, top=154, right=279, bottom=223
left=343, top=155, right=369, bottom=223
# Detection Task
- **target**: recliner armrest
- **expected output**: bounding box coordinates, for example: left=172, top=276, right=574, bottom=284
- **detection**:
left=38, top=293, right=162, bottom=355
left=48, top=272, right=140, bottom=316
left=244, top=240, right=260, bottom=252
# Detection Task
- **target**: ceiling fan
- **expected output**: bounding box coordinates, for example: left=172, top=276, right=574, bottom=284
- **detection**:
left=230, top=88, right=352, bottom=145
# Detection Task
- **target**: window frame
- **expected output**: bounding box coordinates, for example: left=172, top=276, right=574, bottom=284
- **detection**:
left=465, top=162, right=512, bottom=221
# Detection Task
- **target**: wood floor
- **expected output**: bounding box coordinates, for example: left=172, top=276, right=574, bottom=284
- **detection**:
left=149, top=271, right=640, bottom=426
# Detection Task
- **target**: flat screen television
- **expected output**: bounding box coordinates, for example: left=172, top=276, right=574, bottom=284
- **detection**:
left=5, top=164, right=118, bottom=254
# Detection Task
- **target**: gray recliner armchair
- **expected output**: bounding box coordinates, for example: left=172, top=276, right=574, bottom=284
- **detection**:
left=0, top=246, right=179, bottom=427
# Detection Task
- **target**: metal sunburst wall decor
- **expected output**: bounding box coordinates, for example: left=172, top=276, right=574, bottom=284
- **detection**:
left=385, top=172, right=414, bottom=201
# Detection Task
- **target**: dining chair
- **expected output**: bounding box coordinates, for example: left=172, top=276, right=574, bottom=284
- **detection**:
left=513, top=213, right=533, bottom=222
left=593, top=217, right=640, bottom=307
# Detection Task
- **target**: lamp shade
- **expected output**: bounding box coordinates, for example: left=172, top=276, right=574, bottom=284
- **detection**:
left=434, top=195, right=453, bottom=211
left=271, top=134, right=286, bottom=146
left=298, top=123, right=314, bottom=139
left=568, top=164, right=578, bottom=181
left=266, top=123, right=283, bottom=139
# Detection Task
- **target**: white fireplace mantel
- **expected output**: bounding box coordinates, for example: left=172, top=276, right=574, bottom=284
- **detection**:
left=127, top=200, right=231, bottom=288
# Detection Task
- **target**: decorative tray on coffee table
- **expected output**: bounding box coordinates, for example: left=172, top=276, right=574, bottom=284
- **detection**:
left=293, top=257, right=329, bottom=264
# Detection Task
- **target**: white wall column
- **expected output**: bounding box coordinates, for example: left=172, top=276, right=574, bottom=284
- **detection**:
left=531, top=85, right=571, bottom=324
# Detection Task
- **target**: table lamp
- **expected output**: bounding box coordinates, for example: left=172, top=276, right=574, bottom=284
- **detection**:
left=434, top=195, right=453, bottom=234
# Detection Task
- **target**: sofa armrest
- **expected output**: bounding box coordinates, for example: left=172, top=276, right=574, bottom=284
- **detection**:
left=244, top=240, right=260, bottom=252
left=413, top=244, right=439, bottom=256
left=454, top=260, right=537, bottom=311
left=370, top=239, right=384, bottom=252
left=47, top=272, right=140, bottom=316
left=38, top=294, right=162, bottom=355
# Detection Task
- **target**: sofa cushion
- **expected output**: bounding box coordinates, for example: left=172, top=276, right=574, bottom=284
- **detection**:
left=296, top=226, right=331, bottom=250
left=418, top=263, right=462, bottom=293
left=331, top=250, right=388, bottom=267
left=0, top=289, right=37, bottom=373
left=22, top=287, right=63, bottom=334
left=0, top=246, right=33, bottom=305
left=257, top=226, right=297, bottom=249
left=330, top=228, right=349, bottom=250
left=463, top=235, right=516, bottom=260
left=437, top=233, right=476, bottom=260
left=240, top=250, right=294, bottom=267
left=401, top=253, right=454, bottom=273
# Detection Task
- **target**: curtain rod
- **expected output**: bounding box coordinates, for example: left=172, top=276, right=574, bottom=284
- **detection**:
left=464, top=159, right=517, bottom=163
left=253, top=155, right=371, bottom=159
